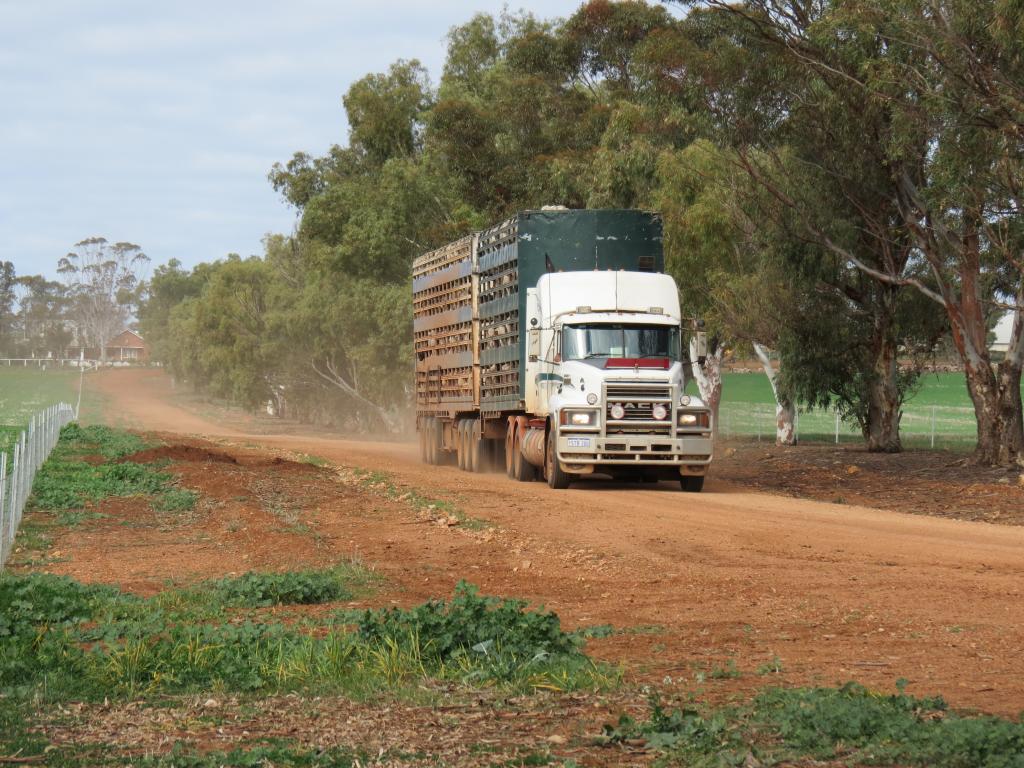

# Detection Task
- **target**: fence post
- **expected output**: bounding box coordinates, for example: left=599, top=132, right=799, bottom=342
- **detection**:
left=9, top=441, right=20, bottom=552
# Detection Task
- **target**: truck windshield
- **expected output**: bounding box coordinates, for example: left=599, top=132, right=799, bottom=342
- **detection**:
left=562, top=324, right=680, bottom=361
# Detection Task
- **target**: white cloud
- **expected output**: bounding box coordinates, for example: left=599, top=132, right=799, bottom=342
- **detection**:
left=1, top=0, right=584, bottom=279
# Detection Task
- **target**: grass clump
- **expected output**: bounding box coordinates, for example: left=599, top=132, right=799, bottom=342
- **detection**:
left=0, top=424, right=21, bottom=454
left=605, top=683, right=1024, bottom=767
left=153, top=488, right=199, bottom=512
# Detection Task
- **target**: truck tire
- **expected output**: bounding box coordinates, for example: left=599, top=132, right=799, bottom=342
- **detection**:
left=423, top=417, right=435, bottom=465
left=490, top=438, right=503, bottom=474
left=505, top=421, right=516, bottom=478
left=545, top=429, right=571, bottom=489
left=512, top=430, right=536, bottom=482
left=467, top=420, right=482, bottom=473
left=432, top=418, right=445, bottom=466
left=680, top=476, right=705, bottom=493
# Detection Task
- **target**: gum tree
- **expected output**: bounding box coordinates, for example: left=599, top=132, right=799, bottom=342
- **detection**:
left=58, top=238, right=149, bottom=361
left=681, top=0, right=1022, bottom=465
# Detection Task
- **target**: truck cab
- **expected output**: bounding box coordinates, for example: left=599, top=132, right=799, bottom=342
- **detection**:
left=522, top=271, right=713, bottom=490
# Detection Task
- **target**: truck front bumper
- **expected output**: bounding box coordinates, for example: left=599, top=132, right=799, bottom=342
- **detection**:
left=556, top=433, right=712, bottom=476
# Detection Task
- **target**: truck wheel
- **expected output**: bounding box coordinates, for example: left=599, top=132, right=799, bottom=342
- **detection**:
left=423, top=417, right=435, bottom=465
left=512, top=430, right=536, bottom=482
left=456, top=420, right=466, bottom=470
left=680, top=476, right=705, bottom=493
left=432, top=418, right=445, bottom=466
left=468, top=420, right=482, bottom=473
left=505, top=421, right=516, bottom=478
left=545, top=429, right=571, bottom=490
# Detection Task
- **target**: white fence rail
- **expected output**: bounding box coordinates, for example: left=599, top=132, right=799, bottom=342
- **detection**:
left=0, top=403, right=77, bottom=570
left=718, top=402, right=979, bottom=449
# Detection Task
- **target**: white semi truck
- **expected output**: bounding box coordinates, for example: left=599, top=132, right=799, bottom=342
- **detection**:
left=413, top=208, right=713, bottom=490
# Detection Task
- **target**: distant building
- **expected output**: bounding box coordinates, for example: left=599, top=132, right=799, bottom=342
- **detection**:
left=67, top=330, right=150, bottom=363
left=105, top=330, right=149, bottom=362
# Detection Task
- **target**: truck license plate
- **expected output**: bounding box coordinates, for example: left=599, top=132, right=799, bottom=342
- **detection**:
left=567, top=437, right=591, bottom=448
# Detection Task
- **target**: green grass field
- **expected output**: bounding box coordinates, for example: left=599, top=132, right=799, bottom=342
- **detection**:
left=0, top=368, right=109, bottom=454
left=695, top=371, right=1002, bottom=449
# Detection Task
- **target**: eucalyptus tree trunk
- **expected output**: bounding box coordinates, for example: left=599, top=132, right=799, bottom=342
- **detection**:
left=863, top=304, right=902, bottom=453
left=960, top=307, right=1024, bottom=467
left=690, top=341, right=724, bottom=438
left=752, top=342, right=795, bottom=445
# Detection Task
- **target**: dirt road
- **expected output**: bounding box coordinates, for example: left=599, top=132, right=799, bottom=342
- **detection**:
left=90, top=369, right=1024, bottom=716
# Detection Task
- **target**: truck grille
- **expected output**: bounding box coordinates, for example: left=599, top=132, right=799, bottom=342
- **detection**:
left=605, top=383, right=672, bottom=401
left=604, top=381, right=673, bottom=434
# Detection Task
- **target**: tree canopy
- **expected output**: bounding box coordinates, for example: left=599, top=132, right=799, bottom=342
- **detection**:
left=139, top=0, right=1022, bottom=464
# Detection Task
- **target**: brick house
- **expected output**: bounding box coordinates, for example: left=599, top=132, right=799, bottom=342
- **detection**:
left=68, top=329, right=150, bottom=362
left=105, top=329, right=149, bottom=362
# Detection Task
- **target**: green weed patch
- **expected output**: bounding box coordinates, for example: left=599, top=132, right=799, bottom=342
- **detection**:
left=25, top=424, right=195, bottom=516
left=153, top=488, right=199, bottom=512
left=0, top=572, right=608, bottom=718
left=59, top=423, right=150, bottom=460
left=605, top=683, right=1024, bottom=767
left=205, top=566, right=367, bottom=607
left=356, top=582, right=607, bottom=691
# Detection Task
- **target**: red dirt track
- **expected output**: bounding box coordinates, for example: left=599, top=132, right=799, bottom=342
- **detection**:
left=88, top=368, right=1024, bottom=716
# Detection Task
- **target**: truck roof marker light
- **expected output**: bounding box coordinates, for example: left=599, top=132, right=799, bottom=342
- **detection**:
left=649, top=306, right=663, bottom=314
left=577, top=306, right=591, bottom=313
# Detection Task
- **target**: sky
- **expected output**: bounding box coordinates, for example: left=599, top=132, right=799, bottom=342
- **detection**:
left=0, top=0, right=585, bottom=281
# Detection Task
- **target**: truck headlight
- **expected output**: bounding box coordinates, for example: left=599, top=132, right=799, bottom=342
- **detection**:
left=609, top=403, right=625, bottom=420
left=677, top=411, right=710, bottom=428
left=586, top=392, right=598, bottom=405
left=560, top=409, right=598, bottom=426
left=652, top=404, right=668, bottom=420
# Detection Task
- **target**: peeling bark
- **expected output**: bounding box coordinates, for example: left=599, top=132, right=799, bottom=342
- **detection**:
left=690, top=341, right=724, bottom=437
left=753, top=342, right=796, bottom=445
left=960, top=303, right=1024, bottom=467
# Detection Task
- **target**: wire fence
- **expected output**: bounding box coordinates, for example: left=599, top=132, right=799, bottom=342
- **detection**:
left=0, top=403, right=77, bottom=570
left=718, top=402, right=978, bottom=450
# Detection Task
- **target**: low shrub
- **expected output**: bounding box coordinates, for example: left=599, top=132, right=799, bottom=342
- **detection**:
left=0, top=572, right=129, bottom=637
left=206, top=567, right=357, bottom=607
left=358, top=581, right=578, bottom=663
